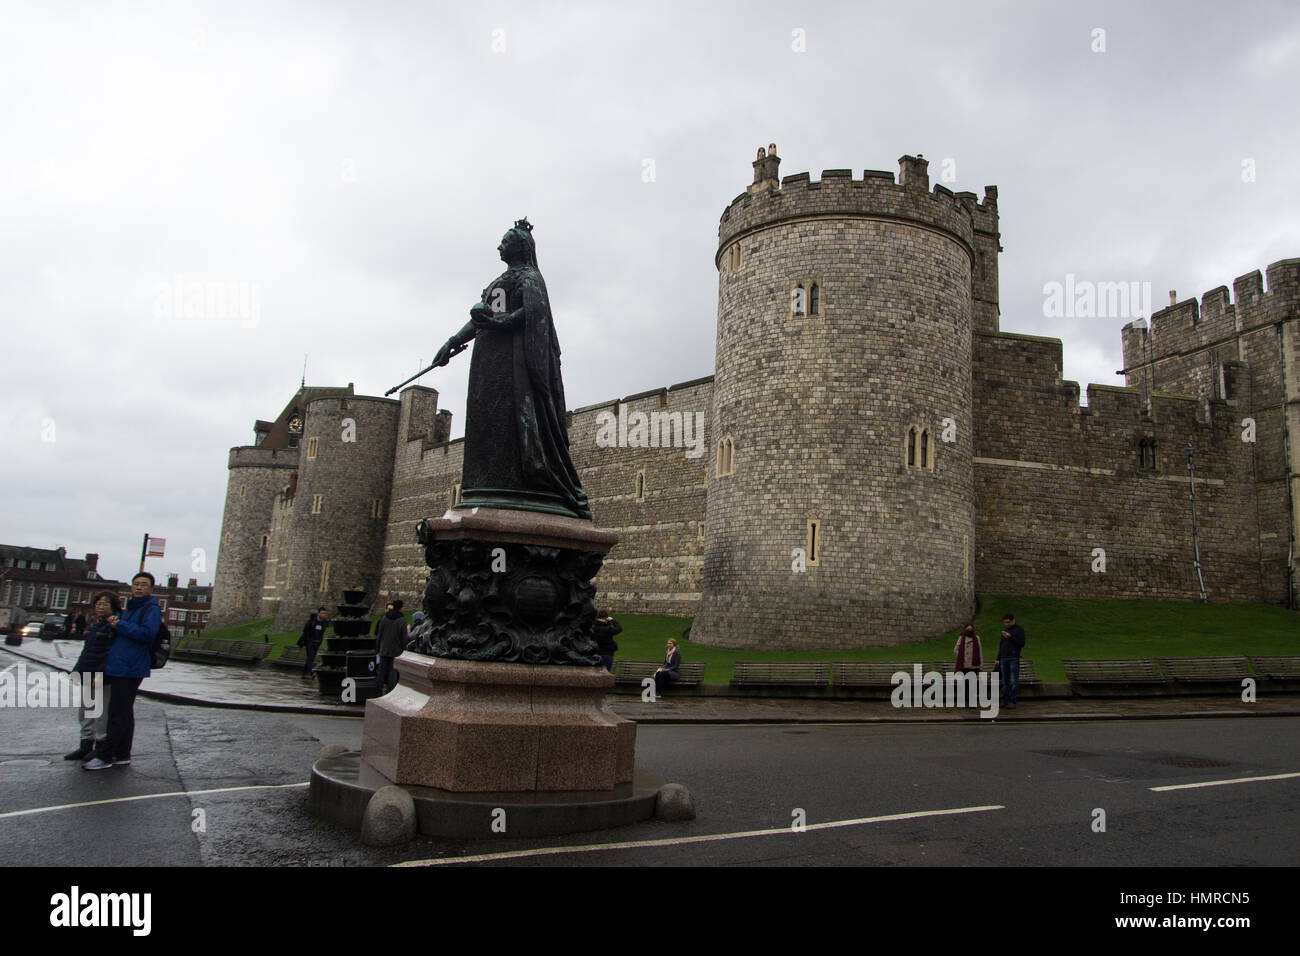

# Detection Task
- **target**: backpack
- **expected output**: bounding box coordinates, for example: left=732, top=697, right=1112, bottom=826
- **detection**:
left=151, top=620, right=171, bottom=669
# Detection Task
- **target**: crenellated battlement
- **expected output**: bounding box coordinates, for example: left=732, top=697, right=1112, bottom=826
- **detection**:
left=717, top=153, right=997, bottom=264
left=1122, top=258, right=1300, bottom=369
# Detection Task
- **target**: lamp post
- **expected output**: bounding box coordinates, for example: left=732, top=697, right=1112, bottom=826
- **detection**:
left=1186, top=444, right=1208, bottom=602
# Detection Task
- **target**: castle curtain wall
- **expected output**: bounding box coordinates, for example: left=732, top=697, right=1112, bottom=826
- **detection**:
left=973, top=331, right=1263, bottom=603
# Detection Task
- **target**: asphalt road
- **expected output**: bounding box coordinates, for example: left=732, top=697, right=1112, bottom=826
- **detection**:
left=3, top=651, right=1299, bottom=868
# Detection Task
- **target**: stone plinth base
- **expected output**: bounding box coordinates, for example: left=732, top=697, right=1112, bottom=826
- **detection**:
left=361, top=654, right=636, bottom=792
left=309, top=751, right=664, bottom=839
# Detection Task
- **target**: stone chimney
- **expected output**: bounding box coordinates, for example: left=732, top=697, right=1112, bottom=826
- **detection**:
left=84, top=553, right=98, bottom=574
left=167, top=573, right=179, bottom=589
left=748, top=143, right=781, bottom=194
left=899, top=154, right=930, bottom=193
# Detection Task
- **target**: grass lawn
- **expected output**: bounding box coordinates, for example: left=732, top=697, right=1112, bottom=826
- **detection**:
left=196, top=596, right=1297, bottom=680
left=610, top=596, right=1298, bottom=683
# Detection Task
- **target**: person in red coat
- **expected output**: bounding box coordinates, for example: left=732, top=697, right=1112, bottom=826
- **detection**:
left=954, top=623, right=983, bottom=708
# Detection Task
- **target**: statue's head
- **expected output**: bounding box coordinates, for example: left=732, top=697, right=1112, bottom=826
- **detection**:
left=498, top=218, right=537, bottom=267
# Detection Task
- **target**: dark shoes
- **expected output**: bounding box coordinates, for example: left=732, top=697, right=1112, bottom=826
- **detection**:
left=64, top=741, right=94, bottom=761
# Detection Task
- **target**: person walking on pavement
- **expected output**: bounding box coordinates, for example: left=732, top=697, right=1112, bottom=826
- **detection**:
left=64, top=590, right=120, bottom=762
left=374, top=600, right=409, bottom=695
left=995, top=613, right=1027, bottom=709
left=299, top=606, right=329, bottom=681
left=84, top=572, right=160, bottom=770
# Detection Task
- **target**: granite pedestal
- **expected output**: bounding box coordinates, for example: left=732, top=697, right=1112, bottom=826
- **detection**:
left=361, top=654, right=635, bottom=791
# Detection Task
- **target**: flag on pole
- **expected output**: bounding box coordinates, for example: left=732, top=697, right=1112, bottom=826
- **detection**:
left=147, top=537, right=166, bottom=557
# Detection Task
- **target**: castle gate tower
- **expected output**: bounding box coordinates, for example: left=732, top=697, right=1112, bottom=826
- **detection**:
left=271, top=394, right=401, bottom=632
left=692, top=147, right=994, bottom=648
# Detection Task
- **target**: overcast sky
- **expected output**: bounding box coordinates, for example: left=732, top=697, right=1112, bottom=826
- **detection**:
left=3, top=0, right=1298, bottom=586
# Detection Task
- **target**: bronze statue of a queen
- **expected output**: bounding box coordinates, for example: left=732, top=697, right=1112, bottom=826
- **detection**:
left=433, top=219, right=591, bottom=520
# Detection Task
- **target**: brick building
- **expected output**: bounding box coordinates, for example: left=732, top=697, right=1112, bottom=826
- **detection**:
left=208, top=147, right=1299, bottom=646
left=0, top=545, right=212, bottom=637
left=0, top=545, right=116, bottom=630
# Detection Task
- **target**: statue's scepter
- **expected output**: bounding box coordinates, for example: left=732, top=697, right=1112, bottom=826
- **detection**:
left=384, top=343, right=469, bottom=396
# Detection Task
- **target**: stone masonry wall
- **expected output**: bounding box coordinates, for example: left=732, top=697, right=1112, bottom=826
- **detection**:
left=1121, top=259, right=1300, bottom=606
left=209, top=447, right=296, bottom=628
left=974, top=330, right=1262, bottom=602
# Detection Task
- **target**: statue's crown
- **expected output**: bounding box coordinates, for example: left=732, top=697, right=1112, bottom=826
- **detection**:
left=513, top=217, right=533, bottom=233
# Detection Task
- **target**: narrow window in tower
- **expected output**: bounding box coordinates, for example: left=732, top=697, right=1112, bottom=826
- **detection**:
left=307, top=436, right=319, bottom=460
left=920, top=430, right=929, bottom=468
left=259, top=533, right=268, bottom=549
left=311, top=494, right=323, bottom=514
left=223, top=531, right=231, bottom=545
left=809, top=282, right=820, bottom=316
left=285, top=560, right=292, bottom=587
left=806, top=519, right=821, bottom=566
left=319, top=561, right=331, bottom=593
left=636, top=469, right=646, bottom=501
left=235, top=590, right=243, bottom=609
left=371, top=497, right=385, bottom=519
left=907, top=428, right=917, bottom=468
left=698, top=521, right=706, bottom=540
left=239, top=484, right=246, bottom=497
left=717, top=435, right=735, bottom=476
left=452, top=482, right=462, bottom=505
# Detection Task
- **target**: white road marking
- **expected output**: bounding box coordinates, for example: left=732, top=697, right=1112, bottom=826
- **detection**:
left=394, top=803, right=1006, bottom=867
left=0, top=782, right=309, bottom=819
left=1150, top=771, right=1300, bottom=792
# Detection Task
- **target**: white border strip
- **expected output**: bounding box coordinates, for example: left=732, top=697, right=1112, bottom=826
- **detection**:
left=0, top=782, right=308, bottom=820
left=394, top=803, right=1005, bottom=867
left=1149, top=771, right=1300, bottom=792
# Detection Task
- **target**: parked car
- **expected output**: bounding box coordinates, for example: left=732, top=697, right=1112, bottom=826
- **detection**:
left=42, top=613, right=66, bottom=639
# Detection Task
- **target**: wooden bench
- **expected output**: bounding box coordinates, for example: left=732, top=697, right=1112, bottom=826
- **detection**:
left=172, top=637, right=271, bottom=665
left=1248, top=655, right=1300, bottom=682
left=612, top=660, right=706, bottom=688
left=931, top=659, right=1041, bottom=684
left=1063, top=659, right=1166, bottom=685
left=833, top=662, right=929, bottom=688
left=731, top=662, right=831, bottom=688
left=1159, top=656, right=1252, bottom=683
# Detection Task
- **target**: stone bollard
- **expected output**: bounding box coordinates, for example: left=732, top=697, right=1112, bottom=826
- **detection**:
left=360, top=785, right=418, bottom=847
left=655, top=783, right=696, bottom=821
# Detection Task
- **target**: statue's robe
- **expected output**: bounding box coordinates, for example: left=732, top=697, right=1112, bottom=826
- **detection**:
left=461, top=262, right=591, bottom=519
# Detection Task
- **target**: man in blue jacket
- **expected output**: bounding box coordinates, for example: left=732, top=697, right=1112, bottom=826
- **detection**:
left=85, top=572, right=159, bottom=770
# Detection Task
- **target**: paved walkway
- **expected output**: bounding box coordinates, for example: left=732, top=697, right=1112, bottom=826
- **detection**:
left=6, top=639, right=1299, bottom=723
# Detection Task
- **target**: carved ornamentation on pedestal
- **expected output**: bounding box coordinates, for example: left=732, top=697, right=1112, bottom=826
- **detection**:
left=409, top=512, right=615, bottom=666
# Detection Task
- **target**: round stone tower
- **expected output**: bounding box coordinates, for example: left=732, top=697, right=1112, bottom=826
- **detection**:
left=271, top=394, right=401, bottom=632
left=692, top=147, right=987, bottom=649
left=209, top=447, right=297, bottom=629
